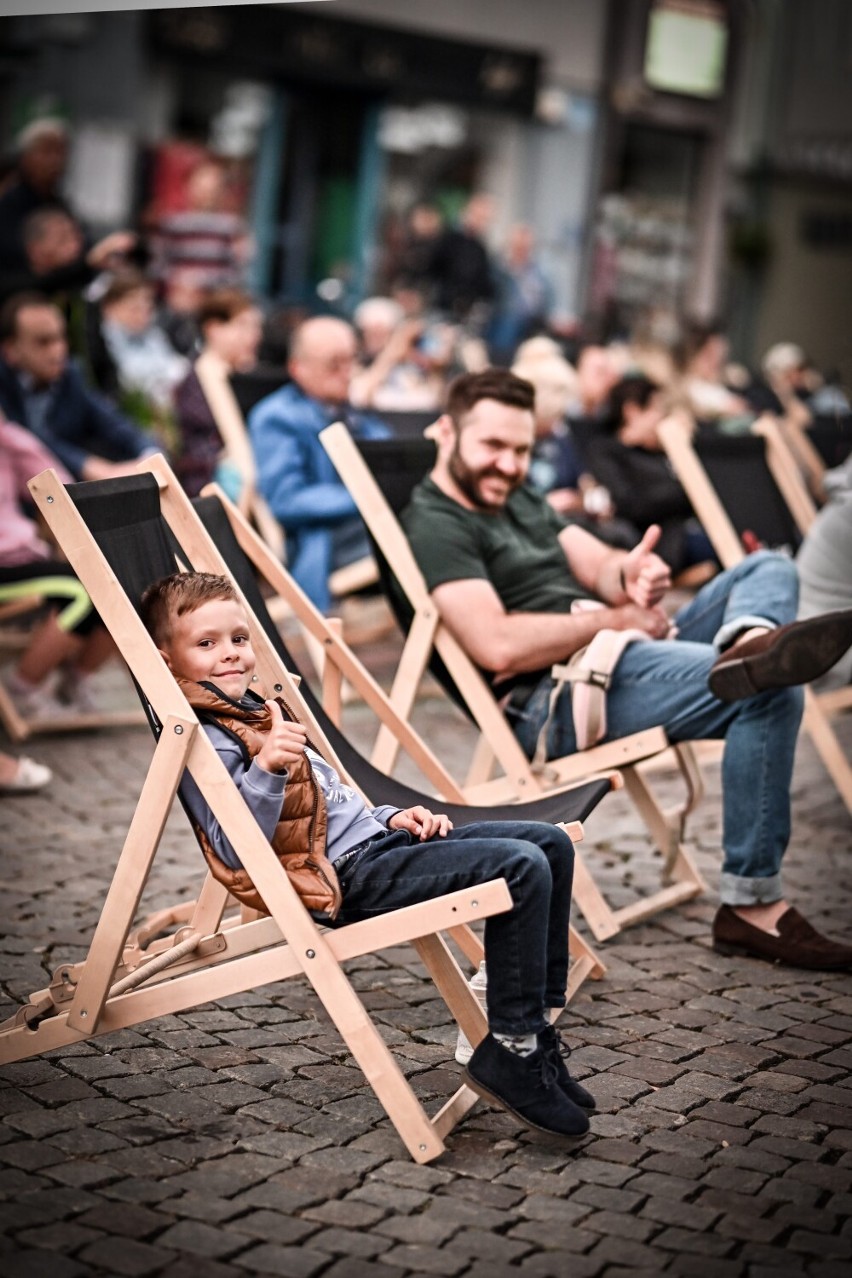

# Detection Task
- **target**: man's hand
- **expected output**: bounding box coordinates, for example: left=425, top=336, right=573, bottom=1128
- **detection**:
left=255, top=701, right=307, bottom=773
left=616, top=602, right=672, bottom=640
left=622, top=525, right=671, bottom=608
left=86, top=230, right=137, bottom=270
left=389, top=806, right=454, bottom=840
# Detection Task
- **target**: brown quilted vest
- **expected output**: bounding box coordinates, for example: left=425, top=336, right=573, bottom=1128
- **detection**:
left=179, top=678, right=342, bottom=920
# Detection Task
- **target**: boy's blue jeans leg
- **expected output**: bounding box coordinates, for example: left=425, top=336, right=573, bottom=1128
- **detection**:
left=509, top=553, right=804, bottom=908
left=336, top=821, right=575, bottom=1037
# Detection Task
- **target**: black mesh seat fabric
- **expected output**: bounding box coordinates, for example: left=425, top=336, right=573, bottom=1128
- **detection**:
left=193, top=492, right=611, bottom=829
left=693, top=429, right=803, bottom=554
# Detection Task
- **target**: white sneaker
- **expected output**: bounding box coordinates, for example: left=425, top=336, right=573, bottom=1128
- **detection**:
left=0, top=756, right=52, bottom=793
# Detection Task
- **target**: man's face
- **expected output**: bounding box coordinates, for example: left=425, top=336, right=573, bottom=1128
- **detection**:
left=160, top=598, right=257, bottom=699
left=444, top=399, right=534, bottom=511
left=290, top=327, right=357, bottom=404
left=4, top=305, right=68, bottom=385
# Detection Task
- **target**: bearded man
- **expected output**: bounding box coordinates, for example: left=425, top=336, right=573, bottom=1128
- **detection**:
left=401, top=368, right=852, bottom=970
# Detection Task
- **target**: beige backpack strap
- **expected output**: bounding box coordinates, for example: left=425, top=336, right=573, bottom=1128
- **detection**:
left=531, top=627, right=649, bottom=769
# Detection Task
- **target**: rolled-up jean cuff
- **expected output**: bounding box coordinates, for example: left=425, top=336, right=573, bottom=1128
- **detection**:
left=719, top=871, right=784, bottom=907
left=714, top=615, right=778, bottom=652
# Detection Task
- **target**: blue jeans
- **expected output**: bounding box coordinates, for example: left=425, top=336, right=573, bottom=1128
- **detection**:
left=509, top=552, right=804, bottom=907
left=335, top=820, right=575, bottom=1037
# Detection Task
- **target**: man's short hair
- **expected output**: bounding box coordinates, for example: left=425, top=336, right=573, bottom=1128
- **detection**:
left=446, top=368, right=535, bottom=427
left=140, top=572, right=238, bottom=648
left=0, top=291, right=55, bottom=342
left=198, top=288, right=255, bottom=329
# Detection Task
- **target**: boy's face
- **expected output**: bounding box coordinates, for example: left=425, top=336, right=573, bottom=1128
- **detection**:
left=160, top=599, right=256, bottom=698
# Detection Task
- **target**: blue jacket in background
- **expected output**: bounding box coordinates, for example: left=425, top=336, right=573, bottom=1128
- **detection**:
left=249, top=380, right=390, bottom=610
left=0, top=357, right=153, bottom=480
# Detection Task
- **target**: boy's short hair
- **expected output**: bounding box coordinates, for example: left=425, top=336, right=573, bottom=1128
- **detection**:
left=446, top=368, right=535, bottom=428
left=140, top=572, right=237, bottom=647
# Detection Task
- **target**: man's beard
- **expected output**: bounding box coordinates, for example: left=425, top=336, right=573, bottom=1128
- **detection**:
left=448, top=441, right=519, bottom=511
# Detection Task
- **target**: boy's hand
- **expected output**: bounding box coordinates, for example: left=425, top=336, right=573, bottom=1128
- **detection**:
left=389, top=806, right=453, bottom=840
left=255, top=700, right=307, bottom=774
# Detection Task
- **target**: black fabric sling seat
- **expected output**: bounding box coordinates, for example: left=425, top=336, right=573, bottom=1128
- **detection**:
left=693, top=428, right=802, bottom=555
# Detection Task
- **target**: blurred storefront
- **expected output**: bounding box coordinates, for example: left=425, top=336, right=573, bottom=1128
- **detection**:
left=3, top=1, right=851, bottom=380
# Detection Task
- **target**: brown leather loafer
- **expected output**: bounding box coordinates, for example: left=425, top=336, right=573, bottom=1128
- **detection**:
left=709, top=609, right=852, bottom=702
left=713, top=904, right=852, bottom=970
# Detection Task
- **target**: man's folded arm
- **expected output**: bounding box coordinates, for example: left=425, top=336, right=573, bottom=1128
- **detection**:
left=431, top=577, right=628, bottom=678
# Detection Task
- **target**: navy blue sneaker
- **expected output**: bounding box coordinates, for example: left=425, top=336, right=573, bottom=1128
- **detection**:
left=538, top=1024, right=596, bottom=1111
left=465, top=1033, right=590, bottom=1137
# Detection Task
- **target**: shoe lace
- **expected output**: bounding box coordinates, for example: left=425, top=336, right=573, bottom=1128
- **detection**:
left=534, top=1051, right=561, bottom=1090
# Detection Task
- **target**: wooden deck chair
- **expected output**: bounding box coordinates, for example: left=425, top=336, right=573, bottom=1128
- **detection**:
left=0, top=463, right=603, bottom=1162
left=0, top=578, right=143, bottom=742
left=181, top=475, right=610, bottom=1001
left=320, top=425, right=708, bottom=943
left=195, top=352, right=379, bottom=605
left=659, top=413, right=852, bottom=817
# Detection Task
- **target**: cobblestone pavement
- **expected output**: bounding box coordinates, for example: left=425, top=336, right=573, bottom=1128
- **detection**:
left=1, top=668, right=851, bottom=1278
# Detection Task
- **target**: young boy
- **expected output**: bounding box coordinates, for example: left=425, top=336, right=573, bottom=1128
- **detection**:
left=141, top=571, right=595, bottom=1138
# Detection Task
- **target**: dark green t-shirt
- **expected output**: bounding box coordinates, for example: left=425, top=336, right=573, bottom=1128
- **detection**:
left=402, top=477, right=589, bottom=615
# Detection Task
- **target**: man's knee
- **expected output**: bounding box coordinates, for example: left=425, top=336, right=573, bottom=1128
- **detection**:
left=743, top=548, right=799, bottom=590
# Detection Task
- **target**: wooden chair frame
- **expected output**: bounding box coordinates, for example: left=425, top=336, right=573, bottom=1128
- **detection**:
left=659, top=414, right=852, bottom=817
left=183, top=466, right=607, bottom=1001
left=0, top=460, right=596, bottom=1163
left=320, top=422, right=708, bottom=943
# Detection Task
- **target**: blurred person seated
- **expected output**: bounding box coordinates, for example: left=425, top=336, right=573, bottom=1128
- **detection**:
left=149, top=157, right=252, bottom=299
left=173, top=287, right=263, bottom=498
left=350, top=296, right=445, bottom=413
left=249, top=316, right=389, bottom=613
left=486, top=223, right=555, bottom=366
left=582, top=373, right=717, bottom=576
left=0, top=293, right=160, bottom=480
left=797, top=492, right=852, bottom=690
left=0, top=417, right=114, bottom=717
left=95, top=269, right=188, bottom=414
left=514, top=351, right=633, bottom=550
left=676, top=320, right=751, bottom=423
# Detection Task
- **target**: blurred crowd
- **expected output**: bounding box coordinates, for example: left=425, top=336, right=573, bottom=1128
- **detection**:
left=1, top=117, right=851, bottom=793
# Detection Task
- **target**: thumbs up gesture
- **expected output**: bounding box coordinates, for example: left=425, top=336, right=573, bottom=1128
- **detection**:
left=621, top=524, right=671, bottom=609
left=255, top=700, right=308, bottom=774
